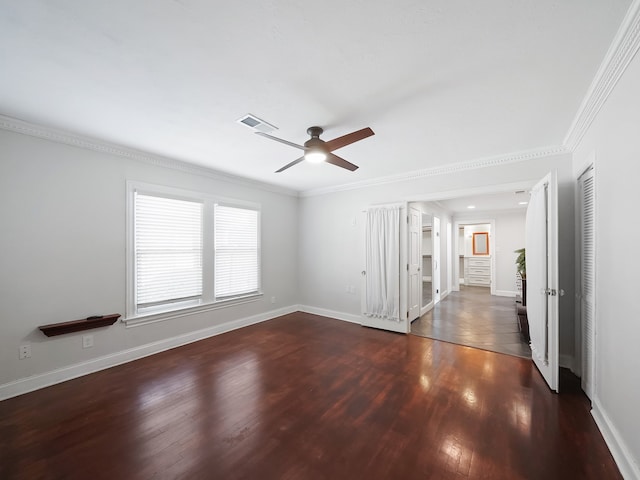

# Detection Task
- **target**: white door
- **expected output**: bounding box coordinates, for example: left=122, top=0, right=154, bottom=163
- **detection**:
left=446, top=222, right=452, bottom=295
left=408, top=207, right=421, bottom=321
left=525, top=171, right=559, bottom=392
left=433, top=216, right=441, bottom=304
left=579, top=166, right=595, bottom=399
left=361, top=204, right=409, bottom=334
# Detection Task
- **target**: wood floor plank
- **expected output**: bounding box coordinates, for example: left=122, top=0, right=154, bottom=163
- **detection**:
left=0, top=312, right=621, bottom=479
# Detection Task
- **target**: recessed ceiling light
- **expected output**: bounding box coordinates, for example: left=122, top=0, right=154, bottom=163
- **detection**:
left=519, top=201, right=528, bottom=205
left=467, top=205, right=476, bottom=209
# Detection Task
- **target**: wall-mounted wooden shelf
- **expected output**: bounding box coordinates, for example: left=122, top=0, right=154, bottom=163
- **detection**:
left=39, top=314, right=120, bottom=337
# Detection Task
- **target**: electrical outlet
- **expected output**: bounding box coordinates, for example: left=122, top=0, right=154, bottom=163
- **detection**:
left=346, top=285, right=350, bottom=293
left=82, top=334, right=94, bottom=349
left=270, top=296, right=276, bottom=304
left=19, top=344, right=31, bottom=359
left=349, top=285, right=356, bottom=294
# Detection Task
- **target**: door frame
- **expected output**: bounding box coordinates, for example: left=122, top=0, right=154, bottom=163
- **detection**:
left=433, top=216, right=441, bottom=304
left=446, top=222, right=453, bottom=296
left=408, top=205, right=422, bottom=322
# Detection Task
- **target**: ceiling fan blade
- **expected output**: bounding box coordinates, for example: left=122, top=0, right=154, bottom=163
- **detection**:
left=255, top=132, right=305, bottom=150
left=325, top=153, right=359, bottom=171
left=275, top=156, right=305, bottom=173
left=325, top=127, right=374, bottom=152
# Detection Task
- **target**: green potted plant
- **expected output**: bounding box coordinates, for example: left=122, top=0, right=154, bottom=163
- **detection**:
left=514, top=248, right=526, bottom=278
left=514, top=248, right=526, bottom=305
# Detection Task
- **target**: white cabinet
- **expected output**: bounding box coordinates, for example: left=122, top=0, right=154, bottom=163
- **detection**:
left=464, top=257, right=491, bottom=286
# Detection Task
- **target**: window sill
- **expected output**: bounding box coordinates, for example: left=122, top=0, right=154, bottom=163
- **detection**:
left=123, top=293, right=263, bottom=328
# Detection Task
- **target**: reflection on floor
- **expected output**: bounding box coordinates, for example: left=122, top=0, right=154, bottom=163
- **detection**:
left=411, top=285, right=531, bottom=359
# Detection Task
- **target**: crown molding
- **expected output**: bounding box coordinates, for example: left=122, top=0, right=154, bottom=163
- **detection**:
left=0, top=114, right=299, bottom=197
left=564, top=0, right=640, bottom=151
left=299, top=145, right=569, bottom=198
left=1, top=114, right=570, bottom=200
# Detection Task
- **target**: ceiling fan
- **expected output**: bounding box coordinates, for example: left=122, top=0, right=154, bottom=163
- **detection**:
left=255, top=126, right=374, bottom=173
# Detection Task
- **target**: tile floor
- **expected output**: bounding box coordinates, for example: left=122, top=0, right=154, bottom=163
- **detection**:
left=411, top=285, right=532, bottom=358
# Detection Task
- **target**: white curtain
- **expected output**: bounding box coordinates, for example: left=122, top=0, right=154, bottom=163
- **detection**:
left=526, top=183, right=547, bottom=364
left=364, top=206, right=401, bottom=321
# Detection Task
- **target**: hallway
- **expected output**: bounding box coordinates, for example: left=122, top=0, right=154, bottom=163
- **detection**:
left=411, top=286, right=531, bottom=358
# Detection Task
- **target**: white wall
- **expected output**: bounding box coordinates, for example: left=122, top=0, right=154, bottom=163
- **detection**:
left=0, top=129, right=299, bottom=390
left=572, top=44, right=640, bottom=477
left=298, top=153, right=575, bottom=361
left=494, top=212, right=526, bottom=295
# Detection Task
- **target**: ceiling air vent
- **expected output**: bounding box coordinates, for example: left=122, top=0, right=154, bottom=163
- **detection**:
left=237, top=114, right=277, bottom=133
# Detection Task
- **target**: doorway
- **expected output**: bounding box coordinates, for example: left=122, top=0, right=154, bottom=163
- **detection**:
left=362, top=183, right=548, bottom=363
left=409, top=191, right=532, bottom=359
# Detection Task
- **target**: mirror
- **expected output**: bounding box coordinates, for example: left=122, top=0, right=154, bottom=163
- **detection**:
left=472, top=232, right=489, bottom=255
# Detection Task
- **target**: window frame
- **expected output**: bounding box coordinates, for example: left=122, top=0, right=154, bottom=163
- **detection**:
left=125, top=181, right=262, bottom=327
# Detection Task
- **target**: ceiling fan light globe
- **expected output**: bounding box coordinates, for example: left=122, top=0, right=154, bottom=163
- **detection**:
left=305, top=151, right=326, bottom=163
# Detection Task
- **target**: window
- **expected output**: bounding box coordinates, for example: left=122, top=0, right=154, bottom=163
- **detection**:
left=127, top=182, right=261, bottom=322
left=214, top=205, right=259, bottom=299
left=135, top=194, right=203, bottom=314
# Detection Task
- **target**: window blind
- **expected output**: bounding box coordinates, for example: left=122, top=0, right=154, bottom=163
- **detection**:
left=135, top=193, right=203, bottom=308
left=214, top=205, right=259, bottom=299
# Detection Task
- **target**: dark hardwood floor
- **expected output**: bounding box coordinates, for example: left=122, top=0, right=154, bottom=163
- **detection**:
left=412, top=285, right=532, bottom=358
left=0, top=312, right=620, bottom=479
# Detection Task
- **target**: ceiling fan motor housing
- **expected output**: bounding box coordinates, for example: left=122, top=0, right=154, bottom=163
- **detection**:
left=304, top=137, right=326, bottom=151
left=307, top=126, right=323, bottom=138
left=305, top=127, right=327, bottom=154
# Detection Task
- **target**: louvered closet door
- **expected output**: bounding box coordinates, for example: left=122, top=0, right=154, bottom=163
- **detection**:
left=580, top=167, right=595, bottom=399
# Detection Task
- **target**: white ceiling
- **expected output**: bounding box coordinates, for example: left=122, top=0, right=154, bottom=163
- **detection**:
left=0, top=0, right=632, bottom=193
left=437, top=190, right=531, bottom=215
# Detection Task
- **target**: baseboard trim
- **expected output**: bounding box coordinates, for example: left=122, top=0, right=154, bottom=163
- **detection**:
left=559, top=354, right=574, bottom=371
left=297, top=305, right=362, bottom=325
left=495, top=290, right=517, bottom=297
left=591, top=397, right=640, bottom=479
left=0, top=305, right=298, bottom=401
